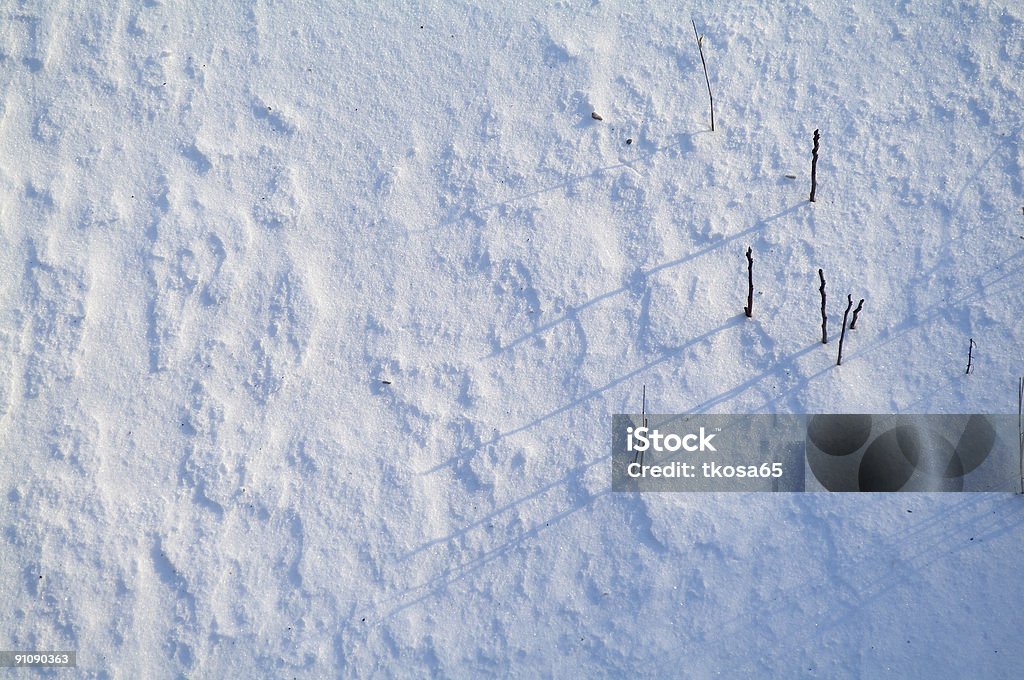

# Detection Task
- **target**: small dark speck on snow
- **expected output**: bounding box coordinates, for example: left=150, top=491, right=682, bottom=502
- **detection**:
left=626, top=138, right=633, bottom=145
left=381, top=380, right=392, bottom=385
left=591, top=112, right=603, bottom=121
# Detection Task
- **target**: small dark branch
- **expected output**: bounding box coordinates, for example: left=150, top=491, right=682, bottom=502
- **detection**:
left=850, top=298, right=864, bottom=329
left=818, top=269, right=827, bottom=344
left=809, top=129, right=820, bottom=202
left=642, top=384, right=647, bottom=430
left=966, top=338, right=975, bottom=375
left=692, top=19, right=714, bottom=132
left=837, top=294, right=853, bottom=365
left=641, top=384, right=647, bottom=466
left=634, top=384, right=648, bottom=466
left=743, top=247, right=753, bottom=318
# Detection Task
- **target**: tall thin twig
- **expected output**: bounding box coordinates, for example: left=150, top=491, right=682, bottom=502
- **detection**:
left=818, top=269, right=827, bottom=344
left=744, top=247, right=753, bottom=318
left=810, top=129, right=820, bottom=202
left=634, top=385, right=648, bottom=467
left=837, top=294, right=853, bottom=365
left=850, top=298, right=864, bottom=329
left=966, top=338, right=975, bottom=375
left=642, top=384, right=647, bottom=430
left=692, top=20, right=714, bottom=132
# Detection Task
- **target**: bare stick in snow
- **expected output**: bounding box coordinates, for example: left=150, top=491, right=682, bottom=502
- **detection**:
left=837, top=294, right=853, bottom=365
left=850, top=298, right=864, bottom=329
left=634, top=385, right=648, bottom=467
left=692, top=20, right=715, bottom=132
left=966, top=338, right=976, bottom=375
left=642, top=384, right=647, bottom=430
left=744, top=247, right=754, bottom=318
left=810, top=129, right=820, bottom=202
left=818, top=269, right=828, bottom=344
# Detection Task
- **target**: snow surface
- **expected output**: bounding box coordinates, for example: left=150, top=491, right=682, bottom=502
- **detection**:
left=1, top=1, right=1023, bottom=677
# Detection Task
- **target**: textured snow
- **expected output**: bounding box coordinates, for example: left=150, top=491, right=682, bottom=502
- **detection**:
left=1, top=1, right=1023, bottom=677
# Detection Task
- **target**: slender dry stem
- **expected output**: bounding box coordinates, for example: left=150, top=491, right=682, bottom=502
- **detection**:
left=692, top=20, right=714, bottom=131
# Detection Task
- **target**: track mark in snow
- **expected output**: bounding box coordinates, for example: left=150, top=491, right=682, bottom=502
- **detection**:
left=150, top=537, right=198, bottom=669
left=0, top=333, right=12, bottom=424
left=128, top=53, right=174, bottom=120
left=634, top=284, right=654, bottom=352
left=23, top=181, right=55, bottom=212
left=448, top=416, right=489, bottom=493
left=251, top=98, right=298, bottom=135
left=285, top=513, right=305, bottom=589
left=626, top=497, right=668, bottom=555
left=285, top=437, right=319, bottom=478
left=22, top=249, right=87, bottom=398
left=32, top=103, right=66, bottom=145
left=146, top=247, right=195, bottom=372
left=267, top=272, right=309, bottom=355
left=5, top=14, right=46, bottom=72
left=181, top=141, right=212, bottom=175
left=744, top=316, right=778, bottom=366
left=209, top=557, right=250, bottom=638
left=610, top=171, right=650, bottom=216
left=178, top=446, right=229, bottom=517
left=77, top=197, right=121, bottom=231
left=251, top=165, right=301, bottom=230
left=489, top=259, right=542, bottom=348
left=199, top=233, right=229, bottom=305
left=568, top=311, right=590, bottom=369
left=47, top=407, right=100, bottom=475
left=146, top=230, right=233, bottom=372
left=247, top=271, right=312, bottom=403
left=177, top=379, right=232, bottom=514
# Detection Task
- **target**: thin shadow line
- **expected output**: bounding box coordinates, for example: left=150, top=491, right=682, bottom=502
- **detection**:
left=404, top=132, right=707, bottom=236
left=490, top=202, right=804, bottom=357
left=404, top=457, right=607, bottom=561
left=498, top=316, right=745, bottom=442
left=689, top=343, right=820, bottom=413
